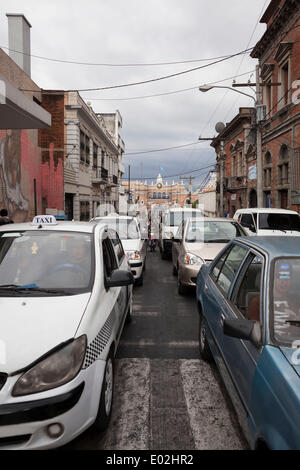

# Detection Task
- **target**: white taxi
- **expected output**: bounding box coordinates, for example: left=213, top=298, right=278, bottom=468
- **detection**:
left=0, top=216, right=134, bottom=449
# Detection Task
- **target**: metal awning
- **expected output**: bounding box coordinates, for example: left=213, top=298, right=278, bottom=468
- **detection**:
left=0, top=75, right=51, bottom=129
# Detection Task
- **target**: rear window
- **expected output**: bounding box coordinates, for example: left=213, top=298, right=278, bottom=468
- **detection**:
left=259, top=213, right=300, bottom=232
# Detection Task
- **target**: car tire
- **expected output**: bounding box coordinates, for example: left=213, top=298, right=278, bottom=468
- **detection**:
left=125, top=297, right=132, bottom=324
left=92, top=350, right=114, bottom=432
left=199, top=311, right=213, bottom=362
left=135, top=272, right=144, bottom=286
left=178, top=279, right=188, bottom=295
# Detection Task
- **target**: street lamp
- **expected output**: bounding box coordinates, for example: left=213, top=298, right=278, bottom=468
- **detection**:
left=199, top=85, right=255, bottom=102
left=199, top=84, right=263, bottom=209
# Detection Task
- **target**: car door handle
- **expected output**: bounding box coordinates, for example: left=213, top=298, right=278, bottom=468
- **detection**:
left=221, top=313, right=226, bottom=322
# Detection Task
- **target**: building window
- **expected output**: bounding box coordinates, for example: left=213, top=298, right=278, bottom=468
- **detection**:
left=237, top=152, right=242, bottom=177
left=80, top=201, right=90, bottom=221
left=264, top=151, right=272, bottom=165
left=80, top=130, right=90, bottom=165
left=232, top=155, right=236, bottom=177
left=264, top=168, right=272, bottom=187
left=280, top=61, right=289, bottom=106
left=277, top=145, right=289, bottom=186
left=93, top=143, right=98, bottom=169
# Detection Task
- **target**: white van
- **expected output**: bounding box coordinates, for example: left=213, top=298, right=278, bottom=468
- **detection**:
left=233, top=208, right=300, bottom=236
left=0, top=216, right=134, bottom=449
left=159, top=207, right=204, bottom=259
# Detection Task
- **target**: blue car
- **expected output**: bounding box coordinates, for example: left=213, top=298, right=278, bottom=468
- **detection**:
left=196, top=236, right=300, bottom=450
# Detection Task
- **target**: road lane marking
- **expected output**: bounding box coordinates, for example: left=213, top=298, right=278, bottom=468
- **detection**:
left=179, top=359, right=246, bottom=450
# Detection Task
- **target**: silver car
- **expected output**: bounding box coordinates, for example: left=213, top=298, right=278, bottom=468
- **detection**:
left=172, top=217, right=247, bottom=295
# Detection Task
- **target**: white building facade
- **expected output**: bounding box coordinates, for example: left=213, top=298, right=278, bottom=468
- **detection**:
left=64, top=92, right=125, bottom=220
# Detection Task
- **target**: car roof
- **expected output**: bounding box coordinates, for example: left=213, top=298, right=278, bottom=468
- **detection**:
left=234, top=208, right=299, bottom=215
left=186, top=217, right=237, bottom=223
left=234, top=236, right=300, bottom=258
left=93, top=215, right=137, bottom=221
left=164, top=208, right=204, bottom=213
left=0, top=221, right=97, bottom=234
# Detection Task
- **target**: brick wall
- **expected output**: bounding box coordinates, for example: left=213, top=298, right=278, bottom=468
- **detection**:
left=39, top=92, right=65, bottom=212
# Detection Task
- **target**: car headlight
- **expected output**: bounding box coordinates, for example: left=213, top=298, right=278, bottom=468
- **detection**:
left=184, top=253, right=204, bottom=266
left=126, top=250, right=141, bottom=261
left=12, top=335, right=87, bottom=397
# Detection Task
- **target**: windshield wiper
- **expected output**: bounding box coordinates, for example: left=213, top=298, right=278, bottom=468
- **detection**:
left=0, top=285, right=73, bottom=295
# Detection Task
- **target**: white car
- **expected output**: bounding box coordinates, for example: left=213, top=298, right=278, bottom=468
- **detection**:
left=233, top=208, right=300, bottom=236
left=159, top=207, right=204, bottom=259
left=0, top=215, right=134, bottom=449
left=92, top=215, right=147, bottom=286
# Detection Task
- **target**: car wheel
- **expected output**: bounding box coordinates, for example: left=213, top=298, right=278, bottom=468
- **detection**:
left=135, top=273, right=144, bottom=286
left=92, top=351, right=114, bottom=432
left=199, top=311, right=213, bottom=362
left=126, top=296, right=133, bottom=324
left=178, top=279, right=188, bottom=295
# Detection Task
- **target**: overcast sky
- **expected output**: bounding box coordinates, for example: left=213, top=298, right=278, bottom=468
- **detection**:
left=0, top=0, right=269, bottom=187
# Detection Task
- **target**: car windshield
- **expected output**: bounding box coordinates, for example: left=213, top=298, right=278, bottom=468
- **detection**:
left=0, top=231, right=93, bottom=296
left=271, top=258, right=300, bottom=347
left=165, top=211, right=203, bottom=227
left=259, top=213, right=300, bottom=232
left=100, top=219, right=140, bottom=240
left=185, top=221, right=245, bottom=243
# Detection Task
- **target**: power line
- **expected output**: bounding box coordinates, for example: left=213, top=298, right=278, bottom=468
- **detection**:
left=0, top=45, right=251, bottom=67
left=21, top=47, right=254, bottom=93
left=124, top=141, right=207, bottom=156
left=83, top=69, right=256, bottom=101
left=122, top=163, right=216, bottom=180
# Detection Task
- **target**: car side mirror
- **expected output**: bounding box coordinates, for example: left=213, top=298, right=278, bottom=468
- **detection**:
left=223, top=319, right=261, bottom=347
left=106, top=269, right=134, bottom=288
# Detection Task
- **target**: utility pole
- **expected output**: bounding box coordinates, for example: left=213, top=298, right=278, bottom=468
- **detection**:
left=219, top=141, right=225, bottom=217
left=128, top=165, right=131, bottom=204
left=256, top=64, right=263, bottom=208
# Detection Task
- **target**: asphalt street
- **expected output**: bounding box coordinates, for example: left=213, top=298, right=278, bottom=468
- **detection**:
left=67, top=249, right=248, bottom=450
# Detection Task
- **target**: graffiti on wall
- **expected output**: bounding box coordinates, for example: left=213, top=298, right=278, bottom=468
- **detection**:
left=0, top=130, right=29, bottom=221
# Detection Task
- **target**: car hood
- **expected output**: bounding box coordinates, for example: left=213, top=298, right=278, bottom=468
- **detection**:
left=122, top=239, right=141, bottom=252
left=0, top=293, right=91, bottom=374
left=279, top=346, right=300, bottom=378
left=185, top=242, right=227, bottom=261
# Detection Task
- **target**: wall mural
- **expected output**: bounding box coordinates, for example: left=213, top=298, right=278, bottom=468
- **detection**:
left=0, top=130, right=29, bottom=221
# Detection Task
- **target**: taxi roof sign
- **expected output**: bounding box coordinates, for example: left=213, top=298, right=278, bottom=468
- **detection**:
left=32, top=215, right=58, bottom=226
